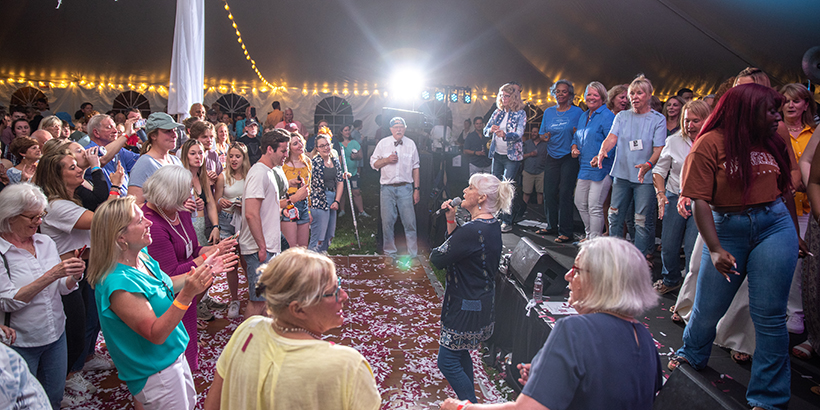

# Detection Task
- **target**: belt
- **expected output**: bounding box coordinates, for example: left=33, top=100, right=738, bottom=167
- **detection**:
left=386, top=182, right=410, bottom=187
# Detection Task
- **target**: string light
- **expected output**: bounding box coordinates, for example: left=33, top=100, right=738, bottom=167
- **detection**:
left=222, top=0, right=275, bottom=91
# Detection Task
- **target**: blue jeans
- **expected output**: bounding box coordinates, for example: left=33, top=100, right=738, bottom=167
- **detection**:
left=543, top=154, right=579, bottom=237
left=608, top=177, right=655, bottom=255
left=676, top=199, right=796, bottom=410
left=380, top=184, right=417, bottom=257
left=309, top=190, right=338, bottom=252
left=13, top=331, right=68, bottom=409
left=242, top=251, right=275, bottom=301
left=437, top=346, right=476, bottom=403
left=660, top=191, right=698, bottom=286
left=492, top=154, right=520, bottom=225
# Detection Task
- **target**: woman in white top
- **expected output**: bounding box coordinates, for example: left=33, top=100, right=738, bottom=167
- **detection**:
left=652, top=100, right=712, bottom=295
left=214, top=142, right=251, bottom=318
left=0, top=183, right=85, bottom=409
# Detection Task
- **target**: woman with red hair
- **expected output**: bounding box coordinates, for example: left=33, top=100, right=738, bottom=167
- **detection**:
left=670, top=84, right=800, bottom=410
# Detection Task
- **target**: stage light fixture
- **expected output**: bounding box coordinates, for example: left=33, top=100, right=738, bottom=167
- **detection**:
left=421, top=90, right=431, bottom=100
left=462, top=90, right=472, bottom=104
left=450, top=90, right=459, bottom=103
left=435, top=91, right=445, bottom=101
left=390, top=67, right=425, bottom=100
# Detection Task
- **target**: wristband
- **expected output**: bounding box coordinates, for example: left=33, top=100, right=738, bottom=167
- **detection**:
left=90, top=166, right=101, bottom=173
left=645, top=160, right=653, bottom=167
left=413, top=187, right=420, bottom=190
left=110, top=184, right=121, bottom=189
left=447, top=220, right=456, bottom=224
left=173, top=299, right=190, bottom=311
left=456, top=400, right=471, bottom=410
left=109, top=190, right=120, bottom=196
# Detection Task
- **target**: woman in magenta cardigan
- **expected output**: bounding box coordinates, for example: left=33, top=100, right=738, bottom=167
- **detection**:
left=140, top=165, right=238, bottom=371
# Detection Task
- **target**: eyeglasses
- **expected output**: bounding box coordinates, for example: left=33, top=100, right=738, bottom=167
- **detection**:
left=316, top=143, right=330, bottom=149
left=322, top=277, right=343, bottom=303
left=20, top=211, right=47, bottom=223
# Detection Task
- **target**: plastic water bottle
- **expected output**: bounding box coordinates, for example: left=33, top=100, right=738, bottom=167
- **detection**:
left=533, top=272, right=543, bottom=304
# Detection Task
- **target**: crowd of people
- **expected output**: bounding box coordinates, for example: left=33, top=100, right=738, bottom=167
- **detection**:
left=0, top=66, right=817, bottom=410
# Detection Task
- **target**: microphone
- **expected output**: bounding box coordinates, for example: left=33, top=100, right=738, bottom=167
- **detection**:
left=435, top=197, right=463, bottom=215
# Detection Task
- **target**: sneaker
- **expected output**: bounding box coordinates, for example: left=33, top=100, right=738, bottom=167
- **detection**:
left=338, top=210, right=346, bottom=218
left=227, top=300, right=240, bottom=319
left=358, top=210, right=371, bottom=218
left=61, top=390, right=87, bottom=408
left=65, top=373, right=97, bottom=394
left=197, top=301, right=215, bottom=321
left=787, top=312, right=805, bottom=334
left=501, top=223, right=512, bottom=233
left=202, top=294, right=227, bottom=310
left=81, top=355, right=115, bottom=371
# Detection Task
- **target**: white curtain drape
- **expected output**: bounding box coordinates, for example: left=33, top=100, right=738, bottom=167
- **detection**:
left=167, top=0, right=204, bottom=118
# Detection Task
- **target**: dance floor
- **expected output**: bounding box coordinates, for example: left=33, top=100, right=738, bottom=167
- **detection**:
left=70, top=255, right=507, bottom=409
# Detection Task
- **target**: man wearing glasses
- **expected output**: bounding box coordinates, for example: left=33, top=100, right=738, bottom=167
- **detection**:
left=370, top=117, right=420, bottom=265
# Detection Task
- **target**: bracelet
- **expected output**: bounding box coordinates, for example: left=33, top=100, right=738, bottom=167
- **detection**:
left=110, top=184, right=121, bottom=189
left=172, top=299, right=190, bottom=311
left=414, top=187, right=420, bottom=190
left=90, top=166, right=101, bottom=173
left=109, top=190, right=120, bottom=196
left=645, top=160, right=653, bottom=167
left=447, top=220, right=456, bottom=224
left=456, top=400, right=471, bottom=410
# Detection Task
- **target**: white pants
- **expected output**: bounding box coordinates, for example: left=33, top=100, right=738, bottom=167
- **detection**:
left=574, top=176, right=611, bottom=239
left=134, top=354, right=196, bottom=410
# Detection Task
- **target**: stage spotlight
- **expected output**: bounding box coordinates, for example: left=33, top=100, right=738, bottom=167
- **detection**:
left=449, top=90, right=459, bottom=103
left=435, top=91, right=445, bottom=101
left=390, top=67, right=425, bottom=100
left=421, top=90, right=431, bottom=100
left=462, top=90, right=472, bottom=104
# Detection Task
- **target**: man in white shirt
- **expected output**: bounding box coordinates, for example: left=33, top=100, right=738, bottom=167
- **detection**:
left=370, top=117, right=420, bottom=262
left=274, top=108, right=307, bottom=137
left=239, top=129, right=291, bottom=317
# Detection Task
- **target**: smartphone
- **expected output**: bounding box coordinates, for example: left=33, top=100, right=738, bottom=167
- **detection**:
left=296, top=175, right=304, bottom=188
left=250, top=107, right=256, bottom=118
left=134, top=118, right=146, bottom=129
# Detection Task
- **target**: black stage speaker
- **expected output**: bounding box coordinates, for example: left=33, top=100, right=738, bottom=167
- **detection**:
left=653, top=364, right=747, bottom=410
left=509, top=237, right=568, bottom=295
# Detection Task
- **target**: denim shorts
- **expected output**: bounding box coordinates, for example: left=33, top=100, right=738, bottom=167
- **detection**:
left=243, top=251, right=276, bottom=301
left=348, top=174, right=359, bottom=190
left=218, top=210, right=237, bottom=239
left=280, top=198, right=309, bottom=225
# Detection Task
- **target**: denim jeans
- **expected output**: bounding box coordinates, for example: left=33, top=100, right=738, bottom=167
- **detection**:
left=608, top=177, right=656, bottom=256
left=574, top=176, right=611, bottom=239
left=13, top=331, right=68, bottom=409
left=309, top=190, right=338, bottom=253
left=676, top=199, right=796, bottom=410
left=242, top=251, right=275, bottom=301
left=543, top=154, right=580, bottom=237
left=380, top=184, right=417, bottom=257
left=492, top=154, right=520, bottom=225
left=660, top=191, right=698, bottom=286
left=437, top=346, right=476, bottom=403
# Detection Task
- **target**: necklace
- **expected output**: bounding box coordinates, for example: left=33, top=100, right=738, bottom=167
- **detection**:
left=273, top=318, right=322, bottom=340
left=787, top=123, right=803, bottom=133
left=156, top=206, right=193, bottom=258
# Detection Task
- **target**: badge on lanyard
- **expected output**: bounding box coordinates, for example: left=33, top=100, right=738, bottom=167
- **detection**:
left=629, top=140, right=644, bottom=151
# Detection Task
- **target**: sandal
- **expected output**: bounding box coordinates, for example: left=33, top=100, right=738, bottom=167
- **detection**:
left=669, top=306, right=683, bottom=323
left=555, top=235, right=572, bottom=243
left=731, top=350, right=751, bottom=363
left=792, top=341, right=814, bottom=360
left=197, top=320, right=209, bottom=331
left=535, top=228, right=557, bottom=235
left=667, top=354, right=689, bottom=371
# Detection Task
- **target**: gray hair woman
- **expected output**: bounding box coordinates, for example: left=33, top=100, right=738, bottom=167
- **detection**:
left=432, top=173, right=514, bottom=403
left=204, top=248, right=381, bottom=410
left=0, top=183, right=85, bottom=408
left=441, top=236, right=661, bottom=410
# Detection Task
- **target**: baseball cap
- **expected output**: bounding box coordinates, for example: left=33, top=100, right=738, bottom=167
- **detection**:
left=145, top=112, right=184, bottom=133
